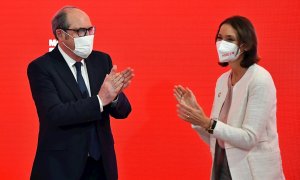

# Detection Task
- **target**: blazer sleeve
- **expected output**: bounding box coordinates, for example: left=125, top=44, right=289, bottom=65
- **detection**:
left=27, top=60, right=102, bottom=127
left=212, top=74, right=276, bottom=150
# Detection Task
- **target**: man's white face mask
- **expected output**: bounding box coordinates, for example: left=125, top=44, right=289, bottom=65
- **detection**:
left=62, top=31, right=94, bottom=59
left=216, top=40, right=242, bottom=63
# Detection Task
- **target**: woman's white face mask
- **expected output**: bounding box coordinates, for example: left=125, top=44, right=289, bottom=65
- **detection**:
left=216, top=40, right=241, bottom=63
left=62, top=31, right=94, bottom=59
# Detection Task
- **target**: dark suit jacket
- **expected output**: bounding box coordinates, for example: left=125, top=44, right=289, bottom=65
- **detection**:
left=27, top=46, right=131, bottom=180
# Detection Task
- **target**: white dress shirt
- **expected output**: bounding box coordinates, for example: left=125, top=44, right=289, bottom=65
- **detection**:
left=58, top=45, right=103, bottom=112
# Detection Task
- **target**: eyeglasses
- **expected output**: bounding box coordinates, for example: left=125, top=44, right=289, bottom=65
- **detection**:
left=62, top=26, right=96, bottom=37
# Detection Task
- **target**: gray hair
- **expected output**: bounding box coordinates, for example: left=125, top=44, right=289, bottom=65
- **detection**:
left=51, top=6, right=77, bottom=39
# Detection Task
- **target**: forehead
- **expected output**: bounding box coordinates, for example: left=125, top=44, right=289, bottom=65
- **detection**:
left=218, top=24, right=238, bottom=38
left=66, top=8, right=92, bottom=28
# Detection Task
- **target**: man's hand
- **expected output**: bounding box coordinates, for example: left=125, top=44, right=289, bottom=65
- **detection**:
left=98, top=66, right=134, bottom=106
left=98, top=65, right=124, bottom=106
left=120, top=67, right=134, bottom=91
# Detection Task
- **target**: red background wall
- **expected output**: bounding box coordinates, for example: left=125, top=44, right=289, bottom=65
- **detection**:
left=0, top=0, right=299, bottom=179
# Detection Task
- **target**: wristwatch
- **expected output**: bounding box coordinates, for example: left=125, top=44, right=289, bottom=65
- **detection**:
left=207, top=119, right=217, bottom=134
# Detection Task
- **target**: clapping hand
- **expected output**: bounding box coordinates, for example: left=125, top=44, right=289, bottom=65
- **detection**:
left=120, top=67, right=134, bottom=91
left=173, top=85, right=210, bottom=129
left=174, top=85, right=199, bottom=109
left=98, top=65, right=134, bottom=106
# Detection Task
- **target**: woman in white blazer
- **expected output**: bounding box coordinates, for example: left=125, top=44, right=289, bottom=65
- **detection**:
left=174, top=16, right=285, bottom=180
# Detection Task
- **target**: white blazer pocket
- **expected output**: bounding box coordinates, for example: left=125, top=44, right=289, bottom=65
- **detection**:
left=247, top=151, right=284, bottom=180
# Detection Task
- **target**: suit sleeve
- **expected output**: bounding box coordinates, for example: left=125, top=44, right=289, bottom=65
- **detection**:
left=27, top=60, right=102, bottom=127
left=104, top=54, right=132, bottom=119
left=108, top=92, right=131, bottom=119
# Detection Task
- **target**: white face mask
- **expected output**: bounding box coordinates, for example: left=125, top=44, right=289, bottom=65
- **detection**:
left=62, top=31, right=94, bottom=59
left=216, top=40, right=241, bottom=63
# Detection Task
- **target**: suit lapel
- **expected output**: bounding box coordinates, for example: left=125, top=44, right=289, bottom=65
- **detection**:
left=50, top=46, right=82, bottom=99
left=86, top=58, right=98, bottom=96
left=212, top=73, right=229, bottom=120
left=86, top=54, right=108, bottom=96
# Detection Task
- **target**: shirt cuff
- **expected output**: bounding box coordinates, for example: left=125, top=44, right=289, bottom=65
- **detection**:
left=97, top=95, right=104, bottom=112
left=111, top=95, right=119, bottom=108
left=112, top=95, right=119, bottom=103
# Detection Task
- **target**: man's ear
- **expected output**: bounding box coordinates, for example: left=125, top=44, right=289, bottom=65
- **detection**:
left=56, top=29, right=63, bottom=40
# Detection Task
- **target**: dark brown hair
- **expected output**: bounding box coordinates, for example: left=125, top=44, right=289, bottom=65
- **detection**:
left=216, top=16, right=260, bottom=68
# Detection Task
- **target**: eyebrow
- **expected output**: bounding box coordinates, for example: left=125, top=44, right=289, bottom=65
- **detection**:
left=217, top=34, right=236, bottom=39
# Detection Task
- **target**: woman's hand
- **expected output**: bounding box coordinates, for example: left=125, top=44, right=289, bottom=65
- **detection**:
left=173, top=85, right=199, bottom=109
left=177, top=102, right=210, bottom=129
left=174, top=85, right=210, bottom=129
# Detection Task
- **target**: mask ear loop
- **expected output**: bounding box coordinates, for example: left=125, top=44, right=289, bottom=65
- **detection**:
left=60, top=30, right=76, bottom=52
left=236, top=43, right=245, bottom=56
left=61, top=41, right=74, bottom=52
left=235, top=47, right=240, bottom=56
left=61, top=30, right=75, bottom=39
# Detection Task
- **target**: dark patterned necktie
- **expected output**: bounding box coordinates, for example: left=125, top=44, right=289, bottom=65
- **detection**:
left=74, top=62, right=101, bottom=160
left=74, top=62, right=89, bottom=98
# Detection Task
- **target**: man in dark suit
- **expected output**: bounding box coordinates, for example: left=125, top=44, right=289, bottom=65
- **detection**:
left=27, top=6, right=134, bottom=180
